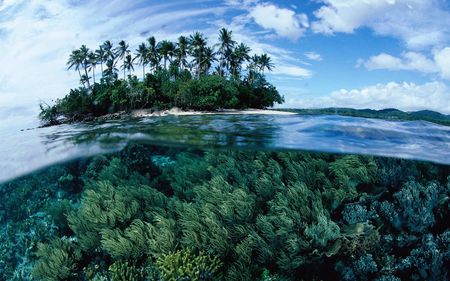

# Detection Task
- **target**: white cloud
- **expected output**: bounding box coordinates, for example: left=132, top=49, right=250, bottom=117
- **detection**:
left=286, top=81, right=450, bottom=114
left=305, top=51, right=322, bottom=61
left=434, top=47, right=450, bottom=80
left=360, top=48, right=450, bottom=80
left=249, top=3, right=308, bottom=40
left=312, top=0, right=450, bottom=49
left=209, top=9, right=313, bottom=78
left=362, top=52, right=437, bottom=73
left=273, top=65, right=312, bottom=78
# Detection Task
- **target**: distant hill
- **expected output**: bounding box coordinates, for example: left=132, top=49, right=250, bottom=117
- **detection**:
left=278, top=108, right=450, bottom=126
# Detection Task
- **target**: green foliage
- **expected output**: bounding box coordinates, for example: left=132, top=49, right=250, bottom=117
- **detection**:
left=32, top=237, right=82, bottom=281
left=176, top=75, right=240, bottom=110
left=240, top=74, right=284, bottom=108
left=156, top=249, right=222, bottom=281
left=39, top=102, right=59, bottom=124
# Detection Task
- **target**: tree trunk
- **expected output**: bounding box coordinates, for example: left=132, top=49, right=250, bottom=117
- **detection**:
left=123, top=58, right=126, bottom=80
left=84, top=67, right=91, bottom=88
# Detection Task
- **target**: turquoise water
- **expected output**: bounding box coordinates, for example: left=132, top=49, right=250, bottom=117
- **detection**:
left=1, top=114, right=450, bottom=183
left=0, top=114, right=449, bottom=280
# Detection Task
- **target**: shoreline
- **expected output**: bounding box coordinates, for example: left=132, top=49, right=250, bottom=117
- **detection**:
left=130, top=107, right=297, bottom=118
left=39, top=108, right=296, bottom=128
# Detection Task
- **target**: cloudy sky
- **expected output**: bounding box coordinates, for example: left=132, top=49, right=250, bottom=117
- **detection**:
left=1, top=0, right=450, bottom=115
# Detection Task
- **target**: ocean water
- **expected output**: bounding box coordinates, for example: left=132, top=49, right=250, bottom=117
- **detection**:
left=0, top=114, right=449, bottom=280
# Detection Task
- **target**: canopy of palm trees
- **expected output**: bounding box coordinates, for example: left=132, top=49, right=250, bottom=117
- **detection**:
left=157, top=40, right=176, bottom=70
left=122, top=54, right=134, bottom=77
left=217, top=28, right=236, bottom=77
left=135, top=43, right=149, bottom=79
left=66, top=28, right=275, bottom=87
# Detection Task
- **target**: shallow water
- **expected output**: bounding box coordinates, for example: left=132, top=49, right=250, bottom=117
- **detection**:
left=0, top=114, right=449, bottom=280
left=1, top=114, right=450, bottom=183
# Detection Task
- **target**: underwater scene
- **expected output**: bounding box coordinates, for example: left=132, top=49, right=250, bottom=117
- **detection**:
left=0, top=114, right=449, bottom=281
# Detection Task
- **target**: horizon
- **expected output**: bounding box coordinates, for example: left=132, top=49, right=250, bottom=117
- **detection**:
left=1, top=0, right=450, bottom=115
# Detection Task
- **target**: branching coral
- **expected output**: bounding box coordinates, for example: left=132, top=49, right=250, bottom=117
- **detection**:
left=156, top=249, right=222, bottom=281
left=101, top=217, right=176, bottom=260
left=32, top=237, right=82, bottom=281
left=67, top=181, right=142, bottom=251
left=109, top=260, right=145, bottom=281
left=376, top=180, right=446, bottom=233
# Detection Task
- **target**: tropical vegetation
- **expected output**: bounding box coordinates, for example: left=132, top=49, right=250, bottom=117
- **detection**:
left=39, top=28, right=284, bottom=124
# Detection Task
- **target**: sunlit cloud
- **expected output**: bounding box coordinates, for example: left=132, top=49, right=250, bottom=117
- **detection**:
left=312, top=0, right=450, bottom=50
left=286, top=81, right=450, bottom=114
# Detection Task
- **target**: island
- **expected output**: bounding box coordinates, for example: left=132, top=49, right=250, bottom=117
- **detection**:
left=39, top=28, right=284, bottom=125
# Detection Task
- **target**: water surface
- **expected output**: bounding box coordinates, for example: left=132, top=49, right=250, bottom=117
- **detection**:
left=1, top=113, right=450, bottom=183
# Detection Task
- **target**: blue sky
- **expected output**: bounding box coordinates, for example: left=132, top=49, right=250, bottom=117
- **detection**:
left=1, top=0, right=450, bottom=114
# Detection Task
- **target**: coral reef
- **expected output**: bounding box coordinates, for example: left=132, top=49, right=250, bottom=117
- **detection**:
left=32, top=237, right=82, bottom=281
left=156, top=249, right=222, bottom=281
left=0, top=145, right=448, bottom=280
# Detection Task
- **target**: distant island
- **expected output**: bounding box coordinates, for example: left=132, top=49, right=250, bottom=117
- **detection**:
left=39, top=28, right=284, bottom=125
left=280, top=108, right=450, bottom=126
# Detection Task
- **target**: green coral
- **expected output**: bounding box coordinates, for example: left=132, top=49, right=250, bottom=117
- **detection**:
left=109, top=260, right=145, bottom=281
left=326, top=155, right=377, bottom=209
left=67, top=181, right=141, bottom=251
left=101, top=217, right=176, bottom=260
left=156, top=249, right=222, bottom=281
left=32, top=237, right=82, bottom=281
left=8, top=147, right=447, bottom=281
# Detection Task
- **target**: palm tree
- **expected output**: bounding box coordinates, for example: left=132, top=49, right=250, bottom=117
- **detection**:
left=230, top=43, right=251, bottom=78
left=258, top=53, right=274, bottom=74
left=217, top=28, right=236, bottom=77
left=189, top=32, right=208, bottom=78
left=95, top=46, right=106, bottom=77
left=104, top=58, right=118, bottom=83
left=79, top=45, right=91, bottom=88
left=101, top=41, right=115, bottom=80
left=102, top=40, right=115, bottom=61
left=157, top=40, right=176, bottom=70
left=115, top=40, right=129, bottom=79
left=88, top=51, right=98, bottom=84
left=176, top=36, right=189, bottom=70
left=135, top=43, right=149, bottom=79
left=122, top=54, right=135, bottom=77
left=200, top=47, right=216, bottom=74
left=147, top=36, right=160, bottom=73
left=247, top=55, right=260, bottom=83
left=67, top=49, right=83, bottom=81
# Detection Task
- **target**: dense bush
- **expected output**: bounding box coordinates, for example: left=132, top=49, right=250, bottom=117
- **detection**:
left=176, top=76, right=240, bottom=110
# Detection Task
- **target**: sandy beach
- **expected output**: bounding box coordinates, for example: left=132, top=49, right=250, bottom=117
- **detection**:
left=130, top=107, right=297, bottom=118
